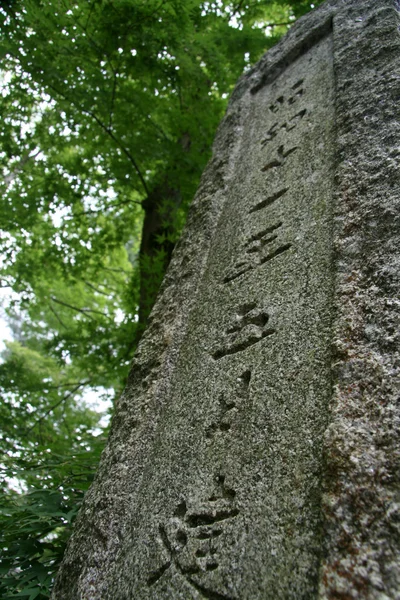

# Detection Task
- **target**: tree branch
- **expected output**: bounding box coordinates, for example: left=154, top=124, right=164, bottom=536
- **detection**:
left=84, top=0, right=97, bottom=32
left=86, top=108, right=150, bottom=195
left=108, top=69, right=118, bottom=130
left=83, top=280, right=115, bottom=297
left=231, top=0, right=246, bottom=16
left=25, top=380, right=90, bottom=434
left=264, top=21, right=292, bottom=28
left=42, top=382, right=91, bottom=390
left=8, top=50, right=150, bottom=196
left=50, top=296, right=108, bottom=318
left=4, top=148, right=41, bottom=186
left=49, top=303, right=69, bottom=329
left=72, top=196, right=142, bottom=218
left=59, top=0, right=110, bottom=62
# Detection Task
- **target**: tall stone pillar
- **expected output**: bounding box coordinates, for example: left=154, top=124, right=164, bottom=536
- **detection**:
left=52, top=1, right=400, bottom=598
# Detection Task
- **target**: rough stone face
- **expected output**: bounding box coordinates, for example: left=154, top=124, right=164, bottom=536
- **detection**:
left=318, top=2, right=400, bottom=598
left=51, top=1, right=400, bottom=598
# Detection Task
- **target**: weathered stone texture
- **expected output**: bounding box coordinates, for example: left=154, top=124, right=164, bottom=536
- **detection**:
left=51, top=1, right=400, bottom=599
left=318, top=2, right=400, bottom=598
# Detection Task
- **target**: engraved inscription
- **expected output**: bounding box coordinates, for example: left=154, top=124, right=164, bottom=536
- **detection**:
left=261, top=144, right=298, bottom=172
left=292, top=78, right=303, bottom=90
left=206, top=393, right=236, bottom=438
left=224, top=77, right=305, bottom=286
left=124, top=27, right=333, bottom=599
left=269, top=79, right=304, bottom=113
left=223, top=223, right=291, bottom=283
left=269, top=95, right=284, bottom=113
left=212, top=304, right=275, bottom=360
left=206, top=370, right=251, bottom=438
left=249, top=187, right=288, bottom=214
left=149, top=476, right=238, bottom=599
left=261, top=109, right=307, bottom=147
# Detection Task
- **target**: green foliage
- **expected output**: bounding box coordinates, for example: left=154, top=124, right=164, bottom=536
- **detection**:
left=0, top=0, right=323, bottom=596
left=0, top=339, right=107, bottom=598
left=0, top=451, right=103, bottom=600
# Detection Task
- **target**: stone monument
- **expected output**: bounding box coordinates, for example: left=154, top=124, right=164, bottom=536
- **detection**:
left=52, top=0, right=400, bottom=597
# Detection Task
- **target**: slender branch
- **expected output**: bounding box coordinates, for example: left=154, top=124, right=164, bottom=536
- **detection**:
left=96, top=267, right=129, bottom=288
left=57, top=469, right=99, bottom=490
left=50, top=295, right=108, bottom=318
left=2, top=446, right=105, bottom=472
left=107, top=197, right=143, bottom=211
left=8, top=50, right=150, bottom=196
left=138, top=109, right=171, bottom=143
left=71, top=206, right=102, bottom=217
left=108, top=70, right=118, bottom=130
left=63, top=403, right=72, bottom=435
left=49, top=303, right=68, bottom=329
left=59, top=0, right=109, bottom=62
left=231, top=0, right=246, bottom=16
left=0, top=461, right=96, bottom=473
left=65, top=88, right=149, bottom=195
left=42, top=382, right=91, bottom=390
left=84, top=280, right=114, bottom=297
left=72, top=196, right=142, bottom=218
left=25, top=380, right=90, bottom=434
left=4, top=149, right=41, bottom=186
left=100, top=266, right=131, bottom=274
left=264, top=21, right=292, bottom=28
left=84, top=0, right=97, bottom=32
left=87, top=109, right=150, bottom=195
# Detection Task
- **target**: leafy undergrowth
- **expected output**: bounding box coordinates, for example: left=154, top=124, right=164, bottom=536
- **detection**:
left=0, top=449, right=102, bottom=600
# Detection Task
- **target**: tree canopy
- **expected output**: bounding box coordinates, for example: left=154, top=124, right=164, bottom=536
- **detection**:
left=0, top=1, right=322, bottom=597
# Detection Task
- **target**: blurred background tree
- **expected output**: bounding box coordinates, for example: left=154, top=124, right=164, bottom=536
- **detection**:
left=0, top=1, right=322, bottom=597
